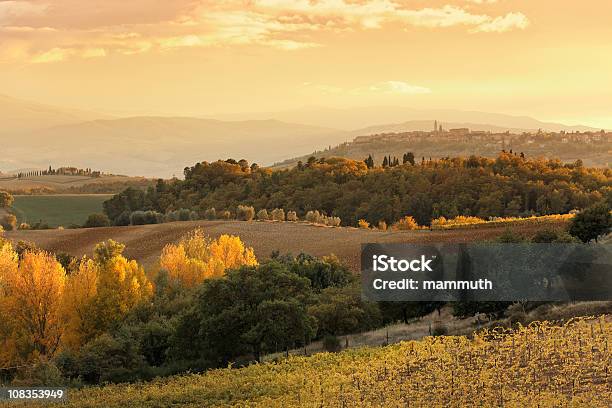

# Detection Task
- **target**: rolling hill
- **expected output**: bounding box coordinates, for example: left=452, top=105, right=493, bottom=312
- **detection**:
left=3, top=219, right=570, bottom=271
left=4, top=117, right=348, bottom=178
left=2, top=95, right=606, bottom=178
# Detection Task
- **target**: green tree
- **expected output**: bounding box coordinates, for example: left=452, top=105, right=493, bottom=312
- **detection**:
left=308, top=284, right=381, bottom=336
left=171, top=262, right=314, bottom=364
left=569, top=202, right=612, bottom=242
left=84, top=213, right=111, bottom=228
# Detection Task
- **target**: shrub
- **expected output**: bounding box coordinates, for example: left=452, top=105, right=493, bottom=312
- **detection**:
left=286, top=211, right=298, bottom=222
left=31, top=221, right=50, bottom=230
left=12, top=361, right=64, bottom=387
left=130, top=210, right=163, bottom=225
left=322, top=335, right=342, bottom=352
left=236, top=205, right=255, bottom=221
left=270, top=208, right=285, bottom=221
left=305, top=210, right=340, bottom=226
left=114, top=211, right=132, bottom=226
left=219, top=210, right=231, bottom=220
left=204, top=208, right=216, bottom=220
left=0, top=190, right=14, bottom=208
left=496, top=229, right=526, bottom=243
left=358, top=219, right=370, bottom=229
left=0, top=214, right=17, bottom=231
left=392, top=216, right=420, bottom=230
left=325, top=216, right=341, bottom=227
left=531, top=229, right=561, bottom=243
left=377, top=220, right=387, bottom=231
left=257, top=209, right=269, bottom=220
left=165, top=208, right=197, bottom=222
left=84, top=213, right=111, bottom=228
left=305, top=210, right=320, bottom=223
left=431, top=322, right=448, bottom=337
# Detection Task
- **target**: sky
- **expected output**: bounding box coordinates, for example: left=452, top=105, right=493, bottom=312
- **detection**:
left=1, top=0, right=611, bottom=128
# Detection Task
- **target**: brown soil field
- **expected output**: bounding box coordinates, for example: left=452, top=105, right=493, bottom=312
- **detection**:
left=3, top=219, right=569, bottom=271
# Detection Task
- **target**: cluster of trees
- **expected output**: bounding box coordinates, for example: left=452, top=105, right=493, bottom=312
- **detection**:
left=1, top=211, right=609, bottom=386
left=16, top=167, right=101, bottom=179
left=102, top=154, right=612, bottom=227
left=0, top=232, right=384, bottom=385
left=363, top=152, right=415, bottom=169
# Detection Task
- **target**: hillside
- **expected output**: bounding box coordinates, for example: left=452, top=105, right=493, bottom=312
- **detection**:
left=3, top=219, right=570, bottom=271
left=5, top=117, right=347, bottom=178
left=274, top=128, right=612, bottom=169
left=0, top=174, right=153, bottom=194
left=12, top=317, right=609, bottom=407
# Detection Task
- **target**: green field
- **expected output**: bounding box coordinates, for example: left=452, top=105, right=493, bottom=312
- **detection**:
left=11, top=194, right=112, bottom=227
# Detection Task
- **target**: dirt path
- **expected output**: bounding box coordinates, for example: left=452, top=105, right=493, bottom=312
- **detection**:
left=3, top=220, right=568, bottom=270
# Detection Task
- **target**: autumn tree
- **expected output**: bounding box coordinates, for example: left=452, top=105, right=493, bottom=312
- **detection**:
left=159, top=229, right=257, bottom=288
left=61, top=258, right=99, bottom=349
left=90, top=240, right=153, bottom=333
left=1, top=250, right=66, bottom=363
left=0, top=240, right=19, bottom=364
left=0, top=191, right=14, bottom=208
left=62, top=240, right=153, bottom=349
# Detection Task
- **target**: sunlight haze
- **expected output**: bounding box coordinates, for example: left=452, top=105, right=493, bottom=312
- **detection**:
left=0, top=0, right=611, bottom=128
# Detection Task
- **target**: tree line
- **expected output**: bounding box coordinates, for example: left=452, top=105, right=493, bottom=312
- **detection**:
left=103, top=153, right=612, bottom=227
left=15, top=166, right=101, bottom=179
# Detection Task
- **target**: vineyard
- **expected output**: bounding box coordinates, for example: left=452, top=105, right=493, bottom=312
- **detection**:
left=430, top=213, right=576, bottom=230
left=19, top=316, right=610, bottom=408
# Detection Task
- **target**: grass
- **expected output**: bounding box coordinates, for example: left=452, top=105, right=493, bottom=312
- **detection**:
left=11, top=194, right=112, bottom=228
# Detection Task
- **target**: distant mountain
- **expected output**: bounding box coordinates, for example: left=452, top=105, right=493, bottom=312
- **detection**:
left=5, top=117, right=348, bottom=177
left=0, top=94, right=110, bottom=133
left=212, top=106, right=604, bottom=133
left=2, top=95, right=606, bottom=178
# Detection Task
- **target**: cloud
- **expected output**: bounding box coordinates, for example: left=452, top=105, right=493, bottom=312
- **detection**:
left=30, top=47, right=73, bottom=63
left=304, top=80, right=431, bottom=96
left=0, top=0, right=530, bottom=63
left=369, top=81, right=432, bottom=95
left=471, top=12, right=529, bottom=33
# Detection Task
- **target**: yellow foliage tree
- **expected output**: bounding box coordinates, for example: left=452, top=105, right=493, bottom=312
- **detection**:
left=160, top=230, right=257, bottom=287
left=0, top=240, right=19, bottom=365
left=61, top=258, right=98, bottom=349
left=0, top=249, right=66, bottom=363
left=62, top=240, right=153, bottom=349
left=91, top=240, right=152, bottom=334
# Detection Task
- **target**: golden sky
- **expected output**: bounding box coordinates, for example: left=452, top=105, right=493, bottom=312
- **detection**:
left=1, top=0, right=611, bottom=127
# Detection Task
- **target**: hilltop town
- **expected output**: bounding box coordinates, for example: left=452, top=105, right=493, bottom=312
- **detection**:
left=275, top=122, right=612, bottom=169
